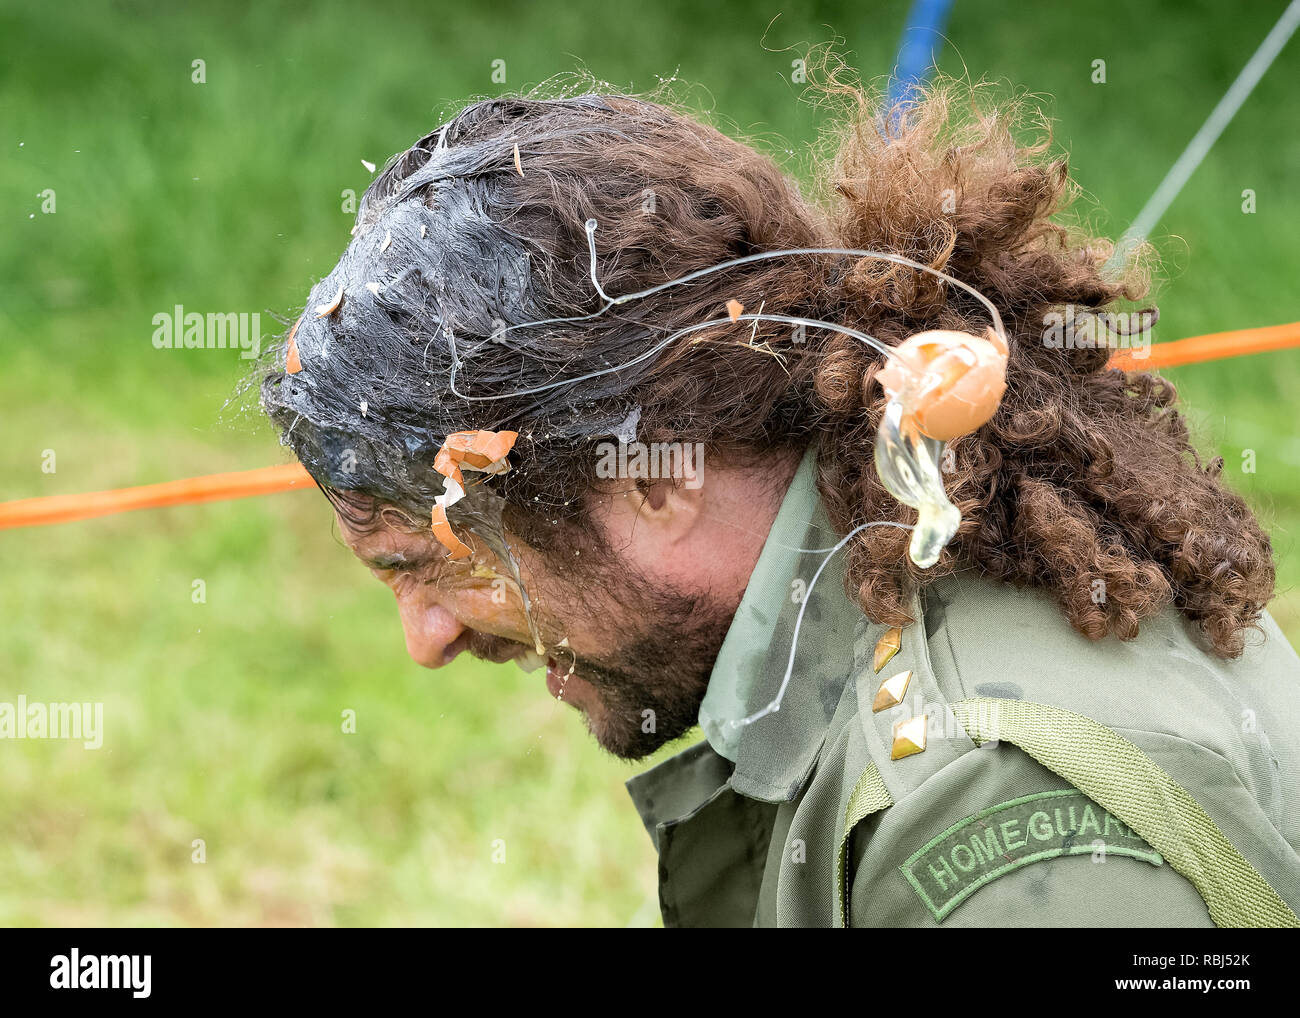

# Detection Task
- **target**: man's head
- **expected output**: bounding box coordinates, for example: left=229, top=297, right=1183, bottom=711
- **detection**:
left=261, top=90, right=824, bottom=757
left=327, top=442, right=796, bottom=758
left=262, top=77, right=1276, bottom=759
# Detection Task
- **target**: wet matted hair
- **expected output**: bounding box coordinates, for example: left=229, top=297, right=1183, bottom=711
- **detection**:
left=260, top=62, right=1274, bottom=658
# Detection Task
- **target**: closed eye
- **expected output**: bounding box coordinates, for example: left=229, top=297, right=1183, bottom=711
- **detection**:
left=366, top=554, right=432, bottom=575
left=362, top=550, right=477, bottom=588
left=367, top=555, right=409, bottom=571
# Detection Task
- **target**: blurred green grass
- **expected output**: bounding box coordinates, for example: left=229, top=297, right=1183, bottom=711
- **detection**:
left=1, top=0, right=1297, bottom=925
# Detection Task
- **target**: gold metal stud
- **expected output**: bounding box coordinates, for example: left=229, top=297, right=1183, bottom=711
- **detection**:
left=891, top=714, right=928, bottom=760
left=872, top=670, right=913, bottom=713
left=873, top=626, right=902, bottom=673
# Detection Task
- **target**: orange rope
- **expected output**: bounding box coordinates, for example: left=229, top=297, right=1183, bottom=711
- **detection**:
left=1, top=322, right=1296, bottom=531
left=0, top=463, right=313, bottom=530
left=1108, top=320, right=1300, bottom=370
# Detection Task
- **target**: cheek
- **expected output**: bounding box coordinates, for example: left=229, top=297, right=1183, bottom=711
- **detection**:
left=412, top=568, right=533, bottom=641
left=463, top=584, right=526, bottom=631
left=508, top=554, right=632, bottom=658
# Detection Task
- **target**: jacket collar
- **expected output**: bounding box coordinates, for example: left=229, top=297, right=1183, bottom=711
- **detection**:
left=698, top=443, right=862, bottom=803
left=626, top=444, right=864, bottom=839
left=698, top=443, right=820, bottom=761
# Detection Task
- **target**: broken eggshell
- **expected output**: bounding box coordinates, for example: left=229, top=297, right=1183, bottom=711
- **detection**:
left=876, top=327, right=1007, bottom=441
left=430, top=502, right=473, bottom=560
left=429, top=429, right=519, bottom=559
left=874, top=327, right=1009, bottom=569
left=285, top=316, right=303, bottom=374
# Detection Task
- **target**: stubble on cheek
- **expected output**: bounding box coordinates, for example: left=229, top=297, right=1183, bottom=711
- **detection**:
left=492, top=527, right=736, bottom=760
left=547, top=601, right=732, bottom=759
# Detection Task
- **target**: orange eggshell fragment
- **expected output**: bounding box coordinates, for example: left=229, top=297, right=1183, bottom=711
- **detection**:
left=726, top=299, right=744, bottom=323
left=442, top=430, right=519, bottom=469
left=431, top=504, right=472, bottom=560
left=429, top=429, right=518, bottom=558
left=433, top=446, right=464, bottom=485
left=877, top=329, right=1008, bottom=441
left=285, top=316, right=303, bottom=374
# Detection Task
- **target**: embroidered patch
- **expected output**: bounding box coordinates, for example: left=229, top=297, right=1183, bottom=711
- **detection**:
left=900, top=789, right=1164, bottom=922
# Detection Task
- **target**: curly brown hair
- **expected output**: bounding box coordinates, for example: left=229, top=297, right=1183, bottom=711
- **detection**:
left=805, top=73, right=1274, bottom=658
left=262, top=66, right=1275, bottom=658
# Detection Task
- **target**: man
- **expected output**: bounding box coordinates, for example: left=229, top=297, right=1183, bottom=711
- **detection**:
left=260, top=84, right=1300, bottom=926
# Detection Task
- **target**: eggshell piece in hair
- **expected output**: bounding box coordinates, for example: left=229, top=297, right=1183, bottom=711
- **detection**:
left=431, top=504, right=472, bottom=560
left=285, top=316, right=303, bottom=374
left=429, top=430, right=520, bottom=559
left=433, top=446, right=464, bottom=486
left=442, top=430, right=519, bottom=471
left=314, top=284, right=344, bottom=318
left=877, top=328, right=1008, bottom=441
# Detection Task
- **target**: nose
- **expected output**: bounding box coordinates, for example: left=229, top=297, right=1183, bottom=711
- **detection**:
left=394, top=594, right=466, bottom=668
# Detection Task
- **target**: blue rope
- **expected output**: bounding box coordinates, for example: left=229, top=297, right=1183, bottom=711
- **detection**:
left=887, top=0, right=955, bottom=120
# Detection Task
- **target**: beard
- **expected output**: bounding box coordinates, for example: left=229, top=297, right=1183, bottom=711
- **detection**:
left=468, top=561, right=734, bottom=760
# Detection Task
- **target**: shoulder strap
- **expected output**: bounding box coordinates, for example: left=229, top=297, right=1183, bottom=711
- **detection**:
left=948, top=697, right=1298, bottom=928
left=832, top=759, right=894, bottom=925
left=837, top=696, right=1298, bottom=927
left=836, top=762, right=892, bottom=927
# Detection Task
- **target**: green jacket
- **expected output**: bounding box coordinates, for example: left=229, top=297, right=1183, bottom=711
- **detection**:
left=626, top=446, right=1300, bottom=927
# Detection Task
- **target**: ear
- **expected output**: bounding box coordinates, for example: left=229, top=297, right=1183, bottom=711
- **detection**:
left=597, top=443, right=707, bottom=549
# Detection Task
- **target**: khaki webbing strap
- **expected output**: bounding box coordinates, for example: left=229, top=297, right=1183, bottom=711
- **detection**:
left=836, top=762, right=893, bottom=927
left=949, top=697, right=1298, bottom=928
